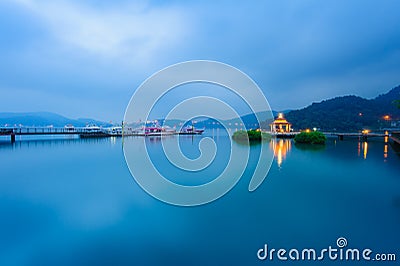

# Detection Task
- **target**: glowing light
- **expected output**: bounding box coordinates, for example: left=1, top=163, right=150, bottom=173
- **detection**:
left=277, top=146, right=282, bottom=166
left=384, top=144, right=388, bottom=159
left=362, top=129, right=370, bottom=134
left=383, top=115, right=390, bottom=120
left=272, top=139, right=291, bottom=168
left=305, top=129, right=311, bottom=133
left=363, top=142, right=368, bottom=159
left=271, top=113, right=292, bottom=133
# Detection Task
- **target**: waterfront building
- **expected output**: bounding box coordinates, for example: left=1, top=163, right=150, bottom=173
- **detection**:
left=270, top=113, right=292, bottom=132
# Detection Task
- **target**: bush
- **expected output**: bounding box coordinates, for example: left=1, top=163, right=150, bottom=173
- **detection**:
left=294, top=131, right=326, bottom=144
left=232, top=130, right=271, bottom=142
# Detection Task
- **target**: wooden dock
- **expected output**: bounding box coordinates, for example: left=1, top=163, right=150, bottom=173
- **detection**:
left=268, top=131, right=391, bottom=141
left=323, top=132, right=388, bottom=141
left=0, top=127, right=111, bottom=143
left=271, top=132, right=299, bottom=138
left=0, top=126, right=204, bottom=143
left=391, top=131, right=400, bottom=145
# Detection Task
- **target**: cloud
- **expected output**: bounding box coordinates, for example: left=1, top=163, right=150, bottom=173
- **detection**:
left=3, top=0, right=400, bottom=118
left=13, top=0, right=188, bottom=62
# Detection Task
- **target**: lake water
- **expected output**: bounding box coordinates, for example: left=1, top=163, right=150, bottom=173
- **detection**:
left=0, top=132, right=399, bottom=265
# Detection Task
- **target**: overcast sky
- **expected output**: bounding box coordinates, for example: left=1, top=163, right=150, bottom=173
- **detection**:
left=1, top=0, right=399, bottom=121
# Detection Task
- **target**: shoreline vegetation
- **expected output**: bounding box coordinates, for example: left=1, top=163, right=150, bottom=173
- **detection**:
left=294, top=131, right=327, bottom=144
left=232, top=130, right=272, bottom=142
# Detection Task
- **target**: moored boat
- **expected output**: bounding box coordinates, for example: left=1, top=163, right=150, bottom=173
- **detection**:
left=143, top=126, right=176, bottom=136
left=179, top=125, right=205, bottom=135
left=131, top=121, right=177, bottom=136
left=79, top=124, right=109, bottom=138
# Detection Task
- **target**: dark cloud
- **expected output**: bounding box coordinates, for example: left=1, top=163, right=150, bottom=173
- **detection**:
left=0, top=0, right=399, bottom=120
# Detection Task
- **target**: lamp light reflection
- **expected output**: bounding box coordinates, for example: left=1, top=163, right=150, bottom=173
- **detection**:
left=363, top=141, right=368, bottom=159
left=271, top=139, right=291, bottom=168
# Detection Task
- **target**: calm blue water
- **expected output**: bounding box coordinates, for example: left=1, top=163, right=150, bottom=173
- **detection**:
left=0, top=132, right=399, bottom=265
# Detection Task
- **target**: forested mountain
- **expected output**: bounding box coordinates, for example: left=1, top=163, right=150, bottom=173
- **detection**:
left=285, top=85, right=400, bottom=131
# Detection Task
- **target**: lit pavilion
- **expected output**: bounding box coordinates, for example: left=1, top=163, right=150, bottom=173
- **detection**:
left=270, top=113, right=292, bottom=133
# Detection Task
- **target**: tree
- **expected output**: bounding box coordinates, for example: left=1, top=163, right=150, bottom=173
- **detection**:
left=232, top=130, right=271, bottom=142
left=394, top=100, right=400, bottom=109
left=294, top=131, right=326, bottom=144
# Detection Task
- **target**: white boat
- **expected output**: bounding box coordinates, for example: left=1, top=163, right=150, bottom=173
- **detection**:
left=80, top=124, right=108, bottom=138
left=179, top=125, right=205, bottom=135
left=101, top=126, right=142, bottom=136
left=102, top=126, right=122, bottom=136
left=131, top=121, right=177, bottom=136
left=85, top=124, right=101, bottom=132
left=64, top=124, right=75, bottom=132
left=143, top=126, right=176, bottom=136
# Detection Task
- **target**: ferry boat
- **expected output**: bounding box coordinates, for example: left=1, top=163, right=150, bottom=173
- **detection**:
left=133, top=121, right=177, bottom=136
left=79, top=124, right=109, bottom=138
left=64, top=124, right=75, bottom=132
left=101, top=126, right=139, bottom=136
left=142, top=126, right=176, bottom=136
left=102, top=126, right=122, bottom=136
left=179, top=125, right=205, bottom=135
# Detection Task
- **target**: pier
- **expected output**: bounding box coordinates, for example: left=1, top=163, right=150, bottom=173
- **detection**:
left=323, top=132, right=389, bottom=141
left=2, top=126, right=399, bottom=144
left=270, top=131, right=392, bottom=141
left=0, top=126, right=205, bottom=143
left=0, top=127, right=109, bottom=143
left=271, top=132, right=299, bottom=138
left=391, top=131, right=400, bottom=145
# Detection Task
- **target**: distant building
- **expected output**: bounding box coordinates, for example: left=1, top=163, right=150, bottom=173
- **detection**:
left=270, top=113, right=292, bottom=132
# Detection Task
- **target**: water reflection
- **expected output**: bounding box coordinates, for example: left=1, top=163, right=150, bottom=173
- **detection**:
left=0, top=136, right=110, bottom=150
left=110, top=136, right=117, bottom=146
left=384, top=144, right=388, bottom=159
left=268, top=137, right=391, bottom=166
left=356, top=139, right=390, bottom=161
left=363, top=141, right=368, bottom=159
left=270, top=139, right=291, bottom=167
left=355, top=140, right=369, bottom=159
left=384, top=131, right=389, bottom=160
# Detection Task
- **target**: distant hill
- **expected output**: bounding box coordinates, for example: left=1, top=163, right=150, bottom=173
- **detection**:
left=157, top=110, right=280, bottom=129
left=0, top=112, right=111, bottom=127
left=285, top=85, right=400, bottom=131
left=2, top=85, right=399, bottom=132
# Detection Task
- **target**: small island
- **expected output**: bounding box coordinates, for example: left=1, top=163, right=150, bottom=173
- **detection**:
left=232, top=129, right=271, bottom=142
left=294, top=131, right=327, bottom=144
